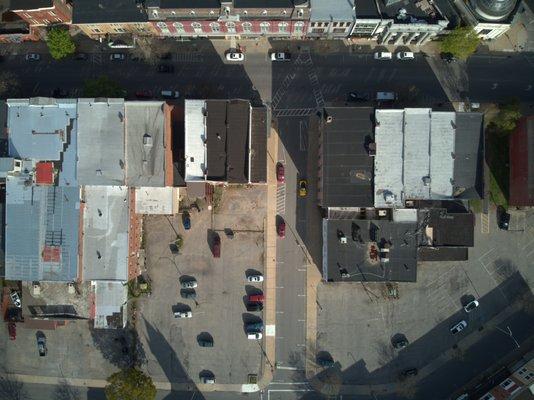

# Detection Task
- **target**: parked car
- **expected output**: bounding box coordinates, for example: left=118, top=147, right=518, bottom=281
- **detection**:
left=247, top=332, right=262, bottom=340
left=246, top=302, right=263, bottom=312
left=74, top=52, right=88, bottom=60
left=277, top=218, right=286, bottom=238
left=135, top=90, right=153, bottom=99
left=180, top=289, right=197, bottom=300
left=25, top=53, right=40, bottom=61
left=247, top=274, right=264, bottom=283
left=245, top=322, right=264, bottom=332
left=440, top=52, right=457, bottom=63
left=200, top=376, right=216, bottom=384
left=158, top=52, right=172, bottom=60
left=497, top=206, right=510, bottom=230
left=397, top=51, right=415, bottom=60
left=174, top=310, right=192, bottom=318
left=317, top=357, right=335, bottom=367
left=37, top=335, right=47, bottom=356
left=374, top=51, right=392, bottom=60
left=212, top=234, right=221, bottom=258
left=401, top=368, right=418, bottom=377
left=181, top=279, right=198, bottom=289
left=198, top=338, right=214, bottom=347
left=298, top=179, right=308, bottom=197
left=464, top=299, right=479, bottom=313
left=182, top=212, right=191, bottom=230
left=392, top=337, right=408, bottom=349
left=161, top=90, right=180, bottom=99
left=226, top=52, right=245, bottom=62
left=157, top=64, right=174, bottom=73
left=276, top=162, right=285, bottom=183
left=8, top=322, right=16, bottom=340
left=270, top=52, right=291, bottom=62
left=10, top=291, right=21, bottom=308
left=347, top=91, right=370, bottom=102
left=248, top=294, right=264, bottom=303
left=450, top=320, right=468, bottom=335
left=109, top=53, right=125, bottom=61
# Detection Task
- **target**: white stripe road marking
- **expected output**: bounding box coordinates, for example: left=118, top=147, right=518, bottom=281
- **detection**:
left=276, top=286, right=284, bottom=289
left=297, top=294, right=306, bottom=297
left=276, top=366, right=302, bottom=370
left=276, top=311, right=284, bottom=314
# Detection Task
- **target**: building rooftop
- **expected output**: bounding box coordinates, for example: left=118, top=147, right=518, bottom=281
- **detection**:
left=82, top=186, right=129, bottom=282
left=125, top=101, right=166, bottom=187
left=319, top=107, right=374, bottom=208
left=77, top=99, right=125, bottom=186
left=185, top=99, right=250, bottom=183
left=134, top=187, right=177, bottom=214
left=374, top=109, right=483, bottom=208
left=250, top=107, right=267, bottom=183
left=310, top=0, right=356, bottom=21
left=356, top=0, right=381, bottom=18
left=93, top=281, right=127, bottom=329
left=323, top=218, right=418, bottom=282
left=7, top=98, right=78, bottom=187
left=509, top=116, right=534, bottom=206
left=421, top=208, right=474, bottom=247
left=72, top=0, right=148, bottom=24
left=379, top=0, right=445, bottom=21
left=5, top=176, right=80, bottom=282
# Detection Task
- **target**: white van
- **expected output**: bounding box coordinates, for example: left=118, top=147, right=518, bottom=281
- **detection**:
left=374, top=52, right=392, bottom=60
left=397, top=51, right=415, bottom=60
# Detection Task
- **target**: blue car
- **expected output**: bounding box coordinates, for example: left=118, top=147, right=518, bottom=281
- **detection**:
left=182, top=212, right=191, bottom=230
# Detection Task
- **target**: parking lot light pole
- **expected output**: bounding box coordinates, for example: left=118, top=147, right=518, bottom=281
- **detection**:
left=496, top=326, right=520, bottom=349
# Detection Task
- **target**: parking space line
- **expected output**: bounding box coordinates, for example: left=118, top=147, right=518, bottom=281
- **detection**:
left=297, top=294, right=306, bottom=297
left=276, top=286, right=285, bottom=289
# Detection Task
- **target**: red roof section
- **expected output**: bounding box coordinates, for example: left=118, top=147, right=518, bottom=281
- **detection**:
left=35, top=162, right=54, bottom=185
left=42, top=246, right=61, bottom=262
left=509, top=116, right=534, bottom=206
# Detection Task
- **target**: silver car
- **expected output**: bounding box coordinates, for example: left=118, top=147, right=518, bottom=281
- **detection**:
left=174, top=311, right=192, bottom=318
left=180, top=279, right=197, bottom=289
left=246, top=275, right=264, bottom=283
left=10, top=291, right=21, bottom=308
left=450, top=320, right=467, bottom=334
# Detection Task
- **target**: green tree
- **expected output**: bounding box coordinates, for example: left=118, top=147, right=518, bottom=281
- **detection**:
left=83, top=76, right=125, bottom=98
left=105, top=368, right=156, bottom=400
left=492, top=99, right=522, bottom=135
left=440, top=26, right=480, bottom=60
left=46, top=28, right=76, bottom=60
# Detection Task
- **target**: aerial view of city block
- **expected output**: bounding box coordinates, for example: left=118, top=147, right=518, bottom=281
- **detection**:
left=0, top=0, right=534, bottom=399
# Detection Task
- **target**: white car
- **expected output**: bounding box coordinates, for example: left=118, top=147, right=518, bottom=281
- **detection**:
left=247, top=275, right=264, bottom=283
left=397, top=51, right=415, bottom=60
left=270, top=52, right=291, bottom=62
left=464, top=300, right=479, bottom=313
left=10, top=291, right=21, bottom=308
left=247, top=332, right=262, bottom=340
left=374, top=51, right=392, bottom=60
left=450, top=320, right=467, bottom=334
left=25, top=53, right=40, bottom=61
left=226, top=52, right=245, bottom=62
left=174, top=311, right=192, bottom=318
left=181, top=279, right=197, bottom=289
left=200, top=376, right=215, bottom=384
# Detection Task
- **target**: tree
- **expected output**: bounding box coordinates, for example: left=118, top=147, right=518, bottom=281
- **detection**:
left=440, top=26, right=480, bottom=60
left=129, top=37, right=172, bottom=64
left=46, top=27, right=76, bottom=60
left=492, top=99, right=522, bottom=135
left=105, top=368, right=156, bottom=400
left=83, top=76, right=125, bottom=98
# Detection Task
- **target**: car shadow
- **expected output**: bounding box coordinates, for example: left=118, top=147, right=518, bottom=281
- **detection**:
left=245, top=285, right=263, bottom=296
left=245, top=268, right=262, bottom=277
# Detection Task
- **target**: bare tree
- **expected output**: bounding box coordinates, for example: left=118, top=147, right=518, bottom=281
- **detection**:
left=130, top=37, right=172, bottom=64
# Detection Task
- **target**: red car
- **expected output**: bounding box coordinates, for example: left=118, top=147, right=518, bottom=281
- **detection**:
left=277, top=218, right=286, bottom=238
left=8, top=322, right=16, bottom=340
left=135, top=90, right=153, bottom=99
left=248, top=294, right=264, bottom=303
left=276, top=163, right=285, bottom=183
left=212, top=234, right=221, bottom=258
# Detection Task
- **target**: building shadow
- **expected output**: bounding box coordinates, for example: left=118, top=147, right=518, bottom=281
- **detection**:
left=306, top=270, right=534, bottom=399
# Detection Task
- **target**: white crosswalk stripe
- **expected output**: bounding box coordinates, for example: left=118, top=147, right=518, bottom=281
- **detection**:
left=276, top=184, right=286, bottom=215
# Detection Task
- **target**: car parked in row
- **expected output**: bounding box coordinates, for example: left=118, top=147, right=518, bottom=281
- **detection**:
left=246, top=302, right=263, bottom=312
left=212, top=234, right=221, bottom=258
left=247, top=332, right=262, bottom=340
left=397, top=51, right=415, bottom=60
left=25, top=53, right=40, bottom=62
left=181, top=278, right=198, bottom=289
left=174, top=310, right=192, bottom=318
left=464, top=299, right=479, bottom=313
left=248, top=294, right=264, bottom=303
left=450, top=320, right=467, bottom=334
left=37, top=334, right=47, bottom=356
left=276, top=162, right=285, bottom=183
left=226, top=51, right=245, bottom=62
left=271, top=52, right=291, bottom=62
left=162, top=90, right=180, bottom=99
left=247, top=274, right=264, bottom=283
left=374, top=51, right=392, bottom=60
left=299, top=179, right=308, bottom=197
left=10, top=291, right=21, bottom=308
left=277, top=218, right=286, bottom=238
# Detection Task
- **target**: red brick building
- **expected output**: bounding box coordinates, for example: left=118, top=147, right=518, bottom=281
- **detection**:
left=509, top=116, right=534, bottom=207
left=10, top=0, right=72, bottom=26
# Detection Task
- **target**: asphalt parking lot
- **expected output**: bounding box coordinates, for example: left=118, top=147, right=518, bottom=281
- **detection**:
left=137, top=185, right=267, bottom=385
left=315, top=208, right=534, bottom=389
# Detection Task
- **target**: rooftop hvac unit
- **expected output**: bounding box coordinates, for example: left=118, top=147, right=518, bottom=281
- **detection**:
left=340, top=236, right=347, bottom=244
left=378, top=209, right=388, bottom=217
left=422, top=176, right=431, bottom=186
left=384, top=192, right=395, bottom=203
left=32, top=282, right=41, bottom=296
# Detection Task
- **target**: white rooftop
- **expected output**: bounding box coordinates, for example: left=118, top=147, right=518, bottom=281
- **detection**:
left=184, top=100, right=207, bottom=182
left=374, top=109, right=456, bottom=208
left=135, top=187, right=178, bottom=215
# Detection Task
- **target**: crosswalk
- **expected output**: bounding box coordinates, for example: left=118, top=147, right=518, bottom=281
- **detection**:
left=273, top=108, right=315, bottom=118
left=276, top=184, right=286, bottom=215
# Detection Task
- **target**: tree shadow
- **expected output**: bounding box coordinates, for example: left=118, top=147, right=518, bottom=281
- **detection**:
left=54, top=379, right=81, bottom=400
left=0, top=373, right=29, bottom=400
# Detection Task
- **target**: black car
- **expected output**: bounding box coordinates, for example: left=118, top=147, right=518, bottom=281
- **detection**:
left=392, top=338, right=408, bottom=349
left=402, top=368, right=418, bottom=377
left=497, top=206, right=510, bottom=230
left=157, top=64, right=174, bottom=73
left=347, top=91, right=370, bottom=102
left=247, top=302, right=263, bottom=312
left=440, top=52, right=457, bottom=63
left=74, top=52, right=88, bottom=60
left=317, top=357, right=335, bottom=367
left=198, top=338, right=214, bottom=347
